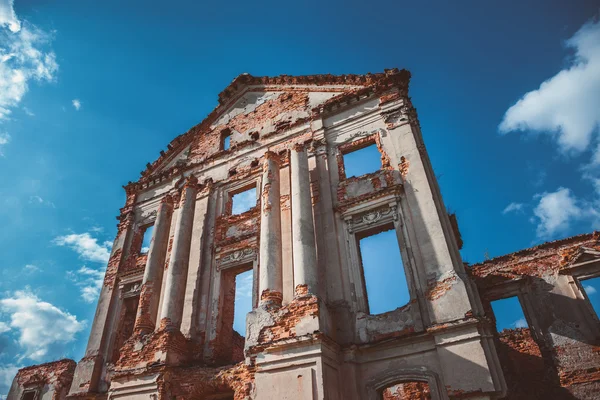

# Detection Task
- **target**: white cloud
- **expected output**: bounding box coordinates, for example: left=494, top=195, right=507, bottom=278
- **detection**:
left=584, top=284, right=597, bottom=295
left=0, top=289, right=86, bottom=361
left=512, top=318, right=528, bottom=328
left=0, top=7, right=58, bottom=121
left=0, top=0, right=20, bottom=33
left=499, top=19, right=600, bottom=154
left=533, top=188, right=582, bottom=238
left=0, top=132, right=8, bottom=155
left=502, top=202, right=524, bottom=215
left=71, top=99, right=81, bottom=111
left=54, top=232, right=111, bottom=264
left=531, top=187, right=599, bottom=239
left=67, top=265, right=105, bottom=303
left=22, top=106, right=33, bottom=116
left=0, top=321, right=9, bottom=333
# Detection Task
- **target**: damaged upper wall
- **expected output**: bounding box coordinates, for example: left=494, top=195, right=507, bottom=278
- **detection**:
left=123, top=69, right=411, bottom=197
left=469, top=232, right=600, bottom=399
left=8, top=359, right=76, bottom=400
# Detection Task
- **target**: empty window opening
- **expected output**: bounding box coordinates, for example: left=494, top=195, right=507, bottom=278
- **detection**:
left=219, top=266, right=254, bottom=364
left=233, top=269, right=253, bottom=335
left=358, top=227, right=409, bottom=314
left=22, top=391, right=37, bottom=400
left=343, top=143, right=382, bottom=178
left=141, top=225, right=154, bottom=253
left=381, top=381, right=432, bottom=400
left=221, top=129, right=232, bottom=151
left=111, top=295, right=139, bottom=362
left=231, top=187, right=257, bottom=215
left=581, top=276, right=600, bottom=318
left=490, top=296, right=528, bottom=332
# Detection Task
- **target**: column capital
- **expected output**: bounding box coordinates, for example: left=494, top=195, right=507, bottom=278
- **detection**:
left=263, top=150, right=280, bottom=164
left=160, top=194, right=174, bottom=206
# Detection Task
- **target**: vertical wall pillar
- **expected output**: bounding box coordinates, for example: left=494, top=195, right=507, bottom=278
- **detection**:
left=290, top=143, right=318, bottom=296
left=134, top=195, right=174, bottom=335
left=68, top=191, right=137, bottom=396
left=158, top=176, right=198, bottom=330
left=259, top=151, right=283, bottom=306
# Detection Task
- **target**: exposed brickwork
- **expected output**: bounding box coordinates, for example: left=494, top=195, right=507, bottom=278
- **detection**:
left=425, top=273, right=457, bottom=301
left=253, top=294, right=319, bottom=350
left=156, top=362, right=255, bottom=400
left=382, top=381, right=431, bottom=400
left=470, top=232, right=600, bottom=289
left=14, top=359, right=76, bottom=400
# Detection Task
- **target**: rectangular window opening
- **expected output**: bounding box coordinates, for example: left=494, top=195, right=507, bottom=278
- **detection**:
left=581, top=276, right=600, bottom=318
left=141, top=224, right=154, bottom=253
left=22, top=391, right=37, bottom=400
left=490, top=296, right=529, bottom=332
left=357, top=225, right=410, bottom=315
left=343, top=143, right=382, bottom=178
left=233, top=269, right=253, bottom=337
left=231, top=186, right=257, bottom=215
left=221, top=129, right=232, bottom=151
left=223, top=267, right=253, bottom=364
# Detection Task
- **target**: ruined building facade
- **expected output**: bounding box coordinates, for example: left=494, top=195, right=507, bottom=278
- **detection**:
left=8, top=70, right=600, bottom=399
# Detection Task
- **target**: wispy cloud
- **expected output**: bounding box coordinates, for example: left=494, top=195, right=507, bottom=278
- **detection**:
left=512, top=318, right=527, bottom=328
left=0, top=133, right=8, bottom=156
left=72, top=99, right=81, bottom=111
left=502, top=202, right=524, bottom=215
left=28, top=195, right=55, bottom=208
left=22, top=106, right=33, bottom=116
left=584, top=284, right=597, bottom=295
left=54, top=232, right=112, bottom=264
left=0, top=289, right=86, bottom=361
left=0, top=1, right=58, bottom=121
left=67, top=265, right=105, bottom=303
left=23, top=264, right=39, bottom=273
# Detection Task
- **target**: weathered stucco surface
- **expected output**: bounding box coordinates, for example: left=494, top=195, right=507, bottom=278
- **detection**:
left=8, top=70, right=600, bottom=400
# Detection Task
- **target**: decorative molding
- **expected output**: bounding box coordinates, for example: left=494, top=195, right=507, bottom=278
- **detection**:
left=217, top=247, right=257, bottom=270
left=345, top=204, right=398, bottom=234
left=140, top=209, right=157, bottom=225
left=120, top=280, right=142, bottom=299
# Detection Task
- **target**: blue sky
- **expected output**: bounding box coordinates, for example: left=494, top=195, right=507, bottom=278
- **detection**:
left=0, top=0, right=599, bottom=396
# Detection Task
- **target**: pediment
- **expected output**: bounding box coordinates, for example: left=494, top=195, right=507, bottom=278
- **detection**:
left=135, top=69, right=411, bottom=183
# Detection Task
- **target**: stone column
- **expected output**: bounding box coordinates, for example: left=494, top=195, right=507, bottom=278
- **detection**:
left=158, top=176, right=198, bottom=330
left=134, top=195, right=174, bottom=334
left=259, top=151, right=283, bottom=306
left=290, top=143, right=318, bottom=296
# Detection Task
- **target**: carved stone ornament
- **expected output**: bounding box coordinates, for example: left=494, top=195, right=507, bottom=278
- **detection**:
left=346, top=205, right=398, bottom=234
left=218, top=247, right=256, bottom=270
left=121, top=281, right=142, bottom=298
left=382, top=106, right=409, bottom=129
left=140, top=209, right=157, bottom=224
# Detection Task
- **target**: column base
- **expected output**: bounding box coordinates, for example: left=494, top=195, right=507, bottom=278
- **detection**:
left=113, top=319, right=201, bottom=371
left=246, top=293, right=322, bottom=355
